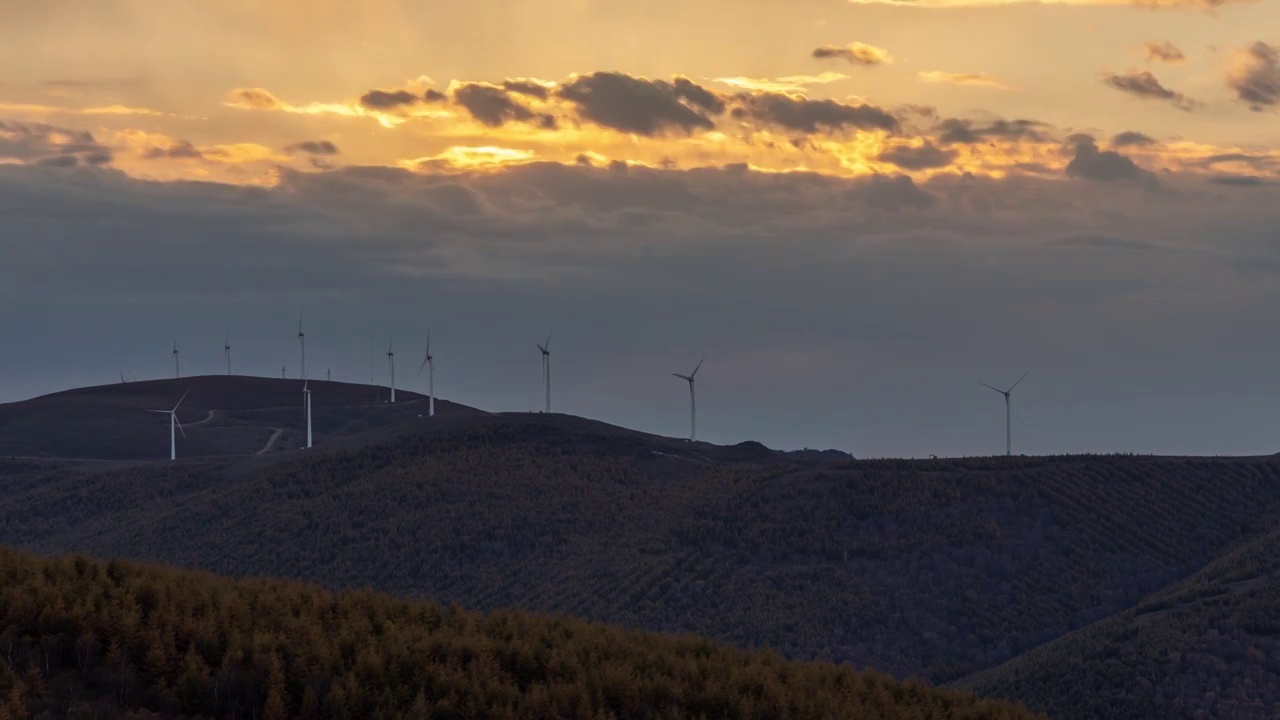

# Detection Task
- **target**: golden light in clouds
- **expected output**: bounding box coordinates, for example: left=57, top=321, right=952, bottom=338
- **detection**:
left=712, top=74, right=851, bottom=93
left=399, top=146, right=538, bottom=172
left=225, top=88, right=452, bottom=128
left=917, top=72, right=1016, bottom=90
left=0, top=102, right=170, bottom=117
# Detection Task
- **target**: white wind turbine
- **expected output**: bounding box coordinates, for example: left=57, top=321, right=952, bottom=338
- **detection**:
left=303, top=379, right=313, bottom=449
left=981, top=372, right=1029, bottom=457
left=147, top=389, right=189, bottom=461
left=538, top=333, right=552, bottom=413
left=673, top=357, right=704, bottom=442
left=172, top=340, right=180, bottom=379
left=387, top=339, right=396, bottom=403
left=418, top=331, right=435, bottom=417
left=298, top=312, right=306, bottom=381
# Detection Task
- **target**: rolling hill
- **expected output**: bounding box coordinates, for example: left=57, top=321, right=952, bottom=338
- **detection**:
left=0, top=375, right=482, bottom=460
left=5, top=378, right=1280, bottom=717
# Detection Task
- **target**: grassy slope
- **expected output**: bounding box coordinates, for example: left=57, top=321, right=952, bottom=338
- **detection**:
left=0, top=546, right=1042, bottom=720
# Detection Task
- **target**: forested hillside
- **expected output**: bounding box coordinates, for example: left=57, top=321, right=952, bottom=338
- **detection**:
left=962, top=525, right=1280, bottom=720
left=0, top=547, right=1042, bottom=720
left=3, top=413, right=1279, bottom=691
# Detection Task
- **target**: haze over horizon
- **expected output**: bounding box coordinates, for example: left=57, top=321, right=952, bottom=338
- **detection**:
left=5, top=0, right=1280, bottom=457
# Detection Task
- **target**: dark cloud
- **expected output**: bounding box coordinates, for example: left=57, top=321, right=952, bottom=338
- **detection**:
left=1227, top=42, right=1280, bottom=110
left=35, top=154, right=79, bottom=168
left=452, top=83, right=537, bottom=127
left=1065, top=136, right=1152, bottom=184
left=1210, top=175, right=1266, bottom=186
left=0, top=119, right=112, bottom=167
left=1143, top=41, right=1185, bottom=65
left=227, top=88, right=281, bottom=110
left=286, top=141, right=340, bottom=156
left=558, top=72, right=719, bottom=136
left=812, top=43, right=891, bottom=66
left=1046, top=234, right=1159, bottom=251
left=672, top=77, right=726, bottom=114
left=501, top=80, right=550, bottom=100
left=424, top=89, right=447, bottom=102
left=1111, top=131, right=1157, bottom=148
left=143, top=141, right=203, bottom=160
left=359, top=89, right=420, bottom=109
left=82, top=150, right=113, bottom=165
left=877, top=142, right=956, bottom=170
left=734, top=93, right=897, bottom=134
left=857, top=173, right=935, bottom=210
left=1103, top=71, right=1200, bottom=111
left=935, top=118, right=1050, bottom=145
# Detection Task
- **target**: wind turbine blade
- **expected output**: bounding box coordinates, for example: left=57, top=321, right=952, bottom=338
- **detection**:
left=175, top=415, right=187, bottom=440
left=545, top=332, right=552, bottom=351
left=298, top=311, right=303, bottom=335
left=690, top=356, right=704, bottom=379
left=172, top=388, right=191, bottom=412
left=674, top=373, right=693, bottom=381
left=426, top=329, right=431, bottom=356
left=388, top=338, right=394, bottom=354
left=537, top=344, right=547, bottom=354
left=145, top=409, right=170, bottom=414
left=303, top=379, right=308, bottom=392
left=980, top=382, right=1005, bottom=394
left=1007, top=371, right=1029, bottom=393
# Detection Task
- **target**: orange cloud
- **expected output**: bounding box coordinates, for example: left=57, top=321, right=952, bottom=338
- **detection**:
left=917, top=71, right=1016, bottom=90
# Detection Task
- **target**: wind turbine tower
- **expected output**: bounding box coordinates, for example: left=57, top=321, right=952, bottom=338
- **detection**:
left=419, top=331, right=435, bottom=417
left=281, top=365, right=286, bottom=379
left=981, top=372, right=1029, bottom=456
left=172, top=341, right=180, bottom=379
left=146, top=389, right=189, bottom=461
left=224, top=330, right=231, bottom=375
left=538, top=333, right=552, bottom=413
left=387, top=339, right=396, bottom=403
left=303, top=380, right=313, bottom=449
left=673, top=357, right=704, bottom=442
left=298, top=312, right=306, bottom=381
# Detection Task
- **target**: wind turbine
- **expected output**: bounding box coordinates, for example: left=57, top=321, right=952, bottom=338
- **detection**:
left=538, top=333, right=552, bottom=413
left=172, top=341, right=180, bottom=379
left=281, top=365, right=286, bottom=379
left=387, top=339, right=396, bottom=403
left=419, top=331, right=435, bottom=417
left=146, top=389, right=189, bottom=461
left=298, top=312, right=306, bottom=381
left=673, top=357, right=704, bottom=442
left=224, top=329, right=231, bottom=375
left=303, top=379, right=313, bottom=449
left=981, top=372, right=1029, bottom=457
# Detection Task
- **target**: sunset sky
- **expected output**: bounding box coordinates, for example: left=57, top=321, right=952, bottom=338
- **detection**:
left=4, top=0, right=1280, bottom=456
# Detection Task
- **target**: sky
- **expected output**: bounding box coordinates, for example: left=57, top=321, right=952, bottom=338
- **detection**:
left=4, top=0, right=1280, bottom=457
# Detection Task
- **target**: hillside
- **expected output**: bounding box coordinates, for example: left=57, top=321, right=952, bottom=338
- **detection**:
left=0, top=375, right=483, bottom=460
left=0, top=546, right=1042, bottom=720
left=4, top=407, right=1280, bottom=697
left=961, top=525, right=1280, bottom=720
